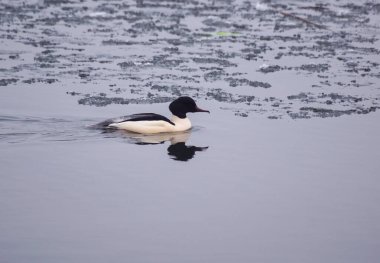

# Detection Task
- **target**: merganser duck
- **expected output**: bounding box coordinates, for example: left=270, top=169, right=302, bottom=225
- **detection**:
left=99, top=96, right=209, bottom=134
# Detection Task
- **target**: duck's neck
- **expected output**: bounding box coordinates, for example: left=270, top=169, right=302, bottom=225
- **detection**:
left=171, top=115, right=192, bottom=132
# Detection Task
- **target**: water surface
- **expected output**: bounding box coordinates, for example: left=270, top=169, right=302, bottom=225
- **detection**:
left=1, top=0, right=380, bottom=262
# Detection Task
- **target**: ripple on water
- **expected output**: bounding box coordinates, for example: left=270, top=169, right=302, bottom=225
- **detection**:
left=0, top=115, right=97, bottom=144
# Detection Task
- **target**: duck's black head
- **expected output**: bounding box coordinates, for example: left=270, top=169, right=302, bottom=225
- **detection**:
left=169, top=96, right=210, bottom=118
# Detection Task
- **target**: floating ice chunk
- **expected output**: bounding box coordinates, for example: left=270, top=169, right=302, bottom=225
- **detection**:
left=335, top=8, right=350, bottom=16
left=255, top=2, right=269, bottom=11
left=216, top=32, right=239, bottom=37
left=259, top=63, right=270, bottom=69
left=88, top=12, right=109, bottom=18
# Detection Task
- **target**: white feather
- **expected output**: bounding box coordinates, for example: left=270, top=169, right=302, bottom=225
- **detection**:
left=109, top=115, right=191, bottom=134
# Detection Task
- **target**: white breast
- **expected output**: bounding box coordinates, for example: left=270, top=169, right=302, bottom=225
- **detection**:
left=109, top=116, right=191, bottom=134
left=171, top=116, right=192, bottom=132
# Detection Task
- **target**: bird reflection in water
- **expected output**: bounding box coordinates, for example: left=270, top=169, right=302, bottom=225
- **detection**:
left=167, top=142, right=208, bottom=161
left=104, top=129, right=208, bottom=162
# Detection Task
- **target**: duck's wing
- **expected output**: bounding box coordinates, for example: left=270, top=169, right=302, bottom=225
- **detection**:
left=95, top=113, right=175, bottom=128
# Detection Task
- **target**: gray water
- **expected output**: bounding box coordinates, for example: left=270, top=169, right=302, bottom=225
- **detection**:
left=1, top=0, right=380, bottom=262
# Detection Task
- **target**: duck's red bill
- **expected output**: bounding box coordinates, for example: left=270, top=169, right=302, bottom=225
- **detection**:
left=195, top=106, right=210, bottom=113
